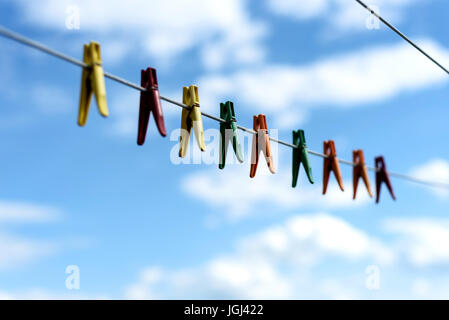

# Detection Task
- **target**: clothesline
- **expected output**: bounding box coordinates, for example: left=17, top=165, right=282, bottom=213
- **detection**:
left=355, top=0, right=449, bottom=75
left=0, top=25, right=448, bottom=191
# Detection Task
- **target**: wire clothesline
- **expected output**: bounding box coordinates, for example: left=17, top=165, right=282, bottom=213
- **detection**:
left=355, top=0, right=449, bottom=75
left=0, top=25, right=448, bottom=191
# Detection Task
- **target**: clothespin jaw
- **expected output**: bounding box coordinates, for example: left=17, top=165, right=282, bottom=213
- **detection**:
left=219, top=101, right=244, bottom=169
left=78, top=41, right=108, bottom=126
left=375, top=156, right=396, bottom=203
left=292, top=130, right=314, bottom=187
left=250, top=114, right=276, bottom=178
left=179, top=85, right=206, bottom=158
left=137, top=67, right=167, bottom=145
left=353, top=149, right=373, bottom=199
left=322, top=140, right=344, bottom=194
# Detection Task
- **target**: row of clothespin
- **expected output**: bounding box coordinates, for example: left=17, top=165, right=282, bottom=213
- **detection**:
left=77, top=42, right=396, bottom=204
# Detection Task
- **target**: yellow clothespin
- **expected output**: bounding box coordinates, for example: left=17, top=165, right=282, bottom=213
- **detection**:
left=78, top=42, right=108, bottom=126
left=179, top=85, right=206, bottom=157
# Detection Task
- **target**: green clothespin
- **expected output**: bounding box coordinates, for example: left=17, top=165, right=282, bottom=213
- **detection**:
left=292, top=130, right=314, bottom=187
left=219, top=101, right=244, bottom=169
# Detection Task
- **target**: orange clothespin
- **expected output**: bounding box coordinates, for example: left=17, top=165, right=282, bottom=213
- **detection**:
left=250, top=114, right=276, bottom=178
left=323, top=140, right=344, bottom=194
left=353, top=150, right=373, bottom=199
left=375, top=156, right=396, bottom=203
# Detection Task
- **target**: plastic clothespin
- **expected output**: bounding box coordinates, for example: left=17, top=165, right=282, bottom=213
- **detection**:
left=137, top=68, right=167, bottom=146
left=353, top=149, right=373, bottom=199
left=219, top=101, right=244, bottom=169
left=250, top=114, right=276, bottom=178
left=137, top=67, right=167, bottom=145
left=179, top=85, right=206, bottom=158
left=323, top=140, right=344, bottom=194
left=78, top=42, right=108, bottom=126
left=375, top=156, right=396, bottom=203
left=292, top=130, right=314, bottom=188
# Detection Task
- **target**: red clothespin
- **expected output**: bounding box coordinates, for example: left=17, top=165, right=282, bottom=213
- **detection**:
left=375, top=156, right=396, bottom=203
left=250, top=114, right=276, bottom=178
left=323, top=140, right=344, bottom=194
left=353, top=150, right=373, bottom=200
left=137, top=67, right=166, bottom=145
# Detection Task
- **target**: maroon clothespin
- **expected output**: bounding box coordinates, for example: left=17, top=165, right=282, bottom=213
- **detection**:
left=353, top=149, right=373, bottom=200
left=137, top=67, right=167, bottom=145
left=323, top=140, right=344, bottom=195
left=375, top=156, right=396, bottom=203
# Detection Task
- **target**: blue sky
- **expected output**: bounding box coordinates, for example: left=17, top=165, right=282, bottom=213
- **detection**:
left=0, top=0, right=449, bottom=299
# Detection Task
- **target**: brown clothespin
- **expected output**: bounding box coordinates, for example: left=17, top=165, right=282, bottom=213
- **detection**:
left=250, top=114, right=276, bottom=178
left=375, top=156, right=396, bottom=203
left=323, top=140, right=344, bottom=194
left=353, top=150, right=373, bottom=199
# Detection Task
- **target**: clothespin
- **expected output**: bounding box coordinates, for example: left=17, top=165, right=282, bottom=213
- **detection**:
left=137, top=67, right=167, bottom=145
left=179, top=85, right=206, bottom=158
left=78, top=42, right=108, bottom=126
left=375, top=156, right=396, bottom=203
left=219, top=101, right=244, bottom=169
left=250, top=114, right=276, bottom=178
left=323, top=140, right=344, bottom=194
left=353, top=149, right=373, bottom=199
left=292, top=130, right=314, bottom=187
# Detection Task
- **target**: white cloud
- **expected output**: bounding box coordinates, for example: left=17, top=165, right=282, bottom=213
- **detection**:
left=0, top=288, right=109, bottom=299
left=266, top=0, right=417, bottom=31
left=411, top=278, right=431, bottom=297
left=125, top=213, right=449, bottom=299
left=16, top=0, right=266, bottom=70
left=267, top=0, right=330, bottom=19
left=384, top=218, right=449, bottom=267
left=409, top=158, right=449, bottom=197
left=0, top=200, right=61, bottom=269
left=0, top=233, right=56, bottom=269
left=181, top=165, right=371, bottom=221
left=197, top=40, right=449, bottom=125
left=239, top=213, right=393, bottom=265
left=124, top=213, right=393, bottom=299
left=0, top=200, right=60, bottom=223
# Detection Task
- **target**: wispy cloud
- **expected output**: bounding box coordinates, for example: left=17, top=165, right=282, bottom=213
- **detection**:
left=0, top=288, right=109, bottom=299
left=16, top=0, right=266, bottom=70
left=409, top=158, right=449, bottom=197
left=0, top=233, right=56, bottom=269
left=180, top=166, right=371, bottom=221
left=125, top=212, right=393, bottom=299
left=266, top=0, right=417, bottom=31
left=384, top=217, right=449, bottom=267
left=0, top=200, right=61, bottom=269
left=0, top=200, right=60, bottom=224
left=126, top=211, right=449, bottom=299
left=196, top=40, right=449, bottom=126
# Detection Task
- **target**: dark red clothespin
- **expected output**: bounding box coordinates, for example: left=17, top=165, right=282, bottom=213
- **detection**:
left=250, top=114, right=276, bottom=178
left=375, top=156, right=396, bottom=203
left=137, top=67, right=166, bottom=145
left=353, top=149, right=373, bottom=200
left=323, top=140, right=344, bottom=194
